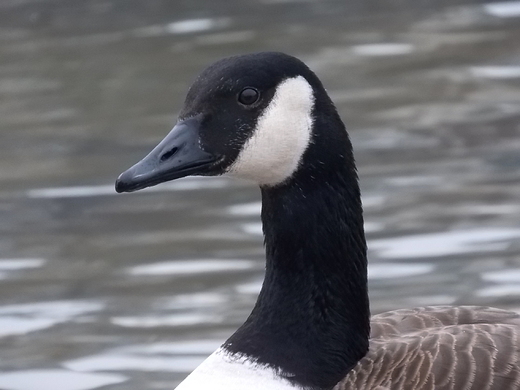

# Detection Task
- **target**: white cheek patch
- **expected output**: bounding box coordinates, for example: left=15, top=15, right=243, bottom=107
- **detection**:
left=226, top=76, right=314, bottom=186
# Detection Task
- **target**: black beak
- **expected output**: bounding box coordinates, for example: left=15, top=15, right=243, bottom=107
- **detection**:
left=115, top=117, right=218, bottom=193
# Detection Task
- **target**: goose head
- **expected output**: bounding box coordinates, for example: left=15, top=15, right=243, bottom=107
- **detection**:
left=113, top=52, right=520, bottom=390
left=115, top=52, right=348, bottom=192
left=115, top=52, right=366, bottom=390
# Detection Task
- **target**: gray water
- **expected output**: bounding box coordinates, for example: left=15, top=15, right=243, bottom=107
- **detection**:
left=2, top=0, right=520, bottom=389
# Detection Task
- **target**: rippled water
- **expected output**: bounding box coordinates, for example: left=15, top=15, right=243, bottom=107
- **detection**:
left=2, top=0, right=520, bottom=389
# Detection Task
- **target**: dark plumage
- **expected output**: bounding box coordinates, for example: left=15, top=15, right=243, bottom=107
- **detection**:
left=341, top=306, right=520, bottom=389
left=116, top=52, right=520, bottom=390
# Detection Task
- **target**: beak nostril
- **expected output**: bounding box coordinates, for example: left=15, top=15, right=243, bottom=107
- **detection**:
left=160, top=147, right=179, bottom=162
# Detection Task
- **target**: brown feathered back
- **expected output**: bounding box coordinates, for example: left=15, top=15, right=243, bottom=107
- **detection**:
left=336, top=306, right=520, bottom=390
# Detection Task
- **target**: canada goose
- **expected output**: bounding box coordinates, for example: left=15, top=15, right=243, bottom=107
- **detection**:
left=115, top=52, right=520, bottom=390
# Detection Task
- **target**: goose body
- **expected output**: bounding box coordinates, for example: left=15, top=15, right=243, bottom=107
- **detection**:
left=115, top=52, right=520, bottom=390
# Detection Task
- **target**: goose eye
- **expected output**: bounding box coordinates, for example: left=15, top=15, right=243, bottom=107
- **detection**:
left=238, top=88, right=259, bottom=105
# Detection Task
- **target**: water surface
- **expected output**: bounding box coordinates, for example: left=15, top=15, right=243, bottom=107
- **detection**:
left=2, top=0, right=520, bottom=389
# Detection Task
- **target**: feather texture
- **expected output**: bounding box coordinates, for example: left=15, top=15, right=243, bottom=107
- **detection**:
left=336, top=306, right=520, bottom=390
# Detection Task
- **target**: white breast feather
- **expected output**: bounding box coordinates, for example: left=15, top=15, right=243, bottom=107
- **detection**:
left=175, top=348, right=298, bottom=390
left=226, top=76, right=314, bottom=186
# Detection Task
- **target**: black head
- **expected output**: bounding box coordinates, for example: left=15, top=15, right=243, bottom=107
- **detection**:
left=115, top=52, right=343, bottom=192
left=114, top=53, right=368, bottom=390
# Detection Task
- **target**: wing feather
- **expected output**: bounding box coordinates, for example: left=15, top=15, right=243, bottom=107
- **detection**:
left=334, top=306, right=520, bottom=390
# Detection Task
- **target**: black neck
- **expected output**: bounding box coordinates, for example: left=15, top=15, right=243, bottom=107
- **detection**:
left=224, top=112, right=370, bottom=389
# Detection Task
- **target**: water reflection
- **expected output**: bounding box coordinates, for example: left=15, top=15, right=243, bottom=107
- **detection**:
left=0, top=301, right=103, bottom=337
left=352, top=43, right=415, bottom=56
left=471, top=66, right=520, bottom=79
left=65, top=340, right=223, bottom=374
left=484, top=1, right=520, bottom=17
left=128, top=259, right=257, bottom=276
left=133, top=18, right=231, bottom=36
left=0, top=370, right=126, bottom=390
left=370, top=228, right=520, bottom=259
left=26, top=177, right=231, bottom=198
left=0, top=258, right=45, bottom=279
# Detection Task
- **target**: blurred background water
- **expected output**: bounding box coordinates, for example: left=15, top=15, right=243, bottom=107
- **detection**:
left=1, top=0, right=520, bottom=389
